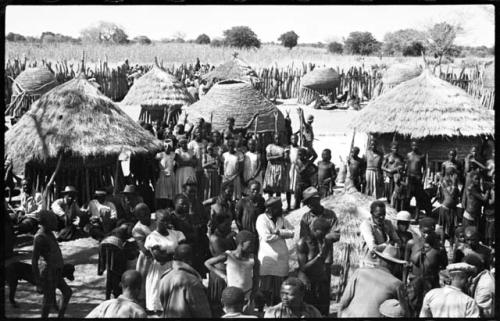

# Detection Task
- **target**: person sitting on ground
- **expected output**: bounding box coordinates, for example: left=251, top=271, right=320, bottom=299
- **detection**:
left=221, top=286, right=258, bottom=318
left=159, top=244, right=212, bottom=318
left=87, top=189, right=118, bottom=241
left=14, top=179, right=43, bottom=234
left=51, top=186, right=88, bottom=241
left=32, top=210, right=72, bottom=318
left=419, top=262, right=480, bottom=317
left=86, top=270, right=146, bottom=318
left=317, top=149, right=337, bottom=198
left=264, top=277, right=322, bottom=318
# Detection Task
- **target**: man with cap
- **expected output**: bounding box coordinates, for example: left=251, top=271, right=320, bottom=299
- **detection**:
left=463, top=254, right=495, bottom=318
left=117, top=185, right=144, bottom=224
left=420, top=262, right=480, bottom=317
left=360, top=201, right=401, bottom=267
left=256, top=197, right=294, bottom=308
left=86, top=270, right=146, bottom=318
left=32, top=210, right=72, bottom=318
left=339, top=244, right=405, bottom=317
left=300, top=186, right=340, bottom=241
left=51, top=186, right=88, bottom=241
left=86, top=188, right=118, bottom=240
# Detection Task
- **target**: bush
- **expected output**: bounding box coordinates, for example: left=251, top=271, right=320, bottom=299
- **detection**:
left=6, top=32, right=26, bottom=42
left=223, top=26, right=261, bottom=49
left=133, top=36, right=152, bottom=45
left=327, top=41, right=343, bottom=54
left=210, top=39, right=225, bottom=47
left=382, top=29, right=427, bottom=56
left=80, top=21, right=129, bottom=44
left=402, top=41, right=425, bottom=56
left=195, top=34, right=211, bottom=45
left=344, top=31, right=381, bottom=55
left=278, top=31, right=299, bottom=49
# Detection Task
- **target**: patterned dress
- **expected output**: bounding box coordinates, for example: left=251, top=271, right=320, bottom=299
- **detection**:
left=155, top=152, right=176, bottom=199
left=174, top=148, right=197, bottom=194
left=203, top=153, right=221, bottom=200
left=263, top=144, right=287, bottom=194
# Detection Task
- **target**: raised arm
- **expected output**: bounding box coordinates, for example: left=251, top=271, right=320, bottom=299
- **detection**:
left=204, top=253, right=228, bottom=281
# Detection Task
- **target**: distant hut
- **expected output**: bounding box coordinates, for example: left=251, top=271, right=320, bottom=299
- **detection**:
left=201, top=56, right=260, bottom=87
left=297, top=67, right=341, bottom=104
left=7, top=67, right=58, bottom=117
left=5, top=74, right=162, bottom=205
left=350, top=69, right=494, bottom=174
left=183, top=80, right=285, bottom=142
left=120, top=65, right=194, bottom=124
left=373, top=63, right=422, bottom=97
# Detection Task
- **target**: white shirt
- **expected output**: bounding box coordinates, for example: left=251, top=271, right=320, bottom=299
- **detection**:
left=420, top=285, right=480, bottom=318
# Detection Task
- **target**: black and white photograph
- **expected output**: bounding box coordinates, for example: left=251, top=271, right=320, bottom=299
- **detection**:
left=2, top=2, right=495, bottom=318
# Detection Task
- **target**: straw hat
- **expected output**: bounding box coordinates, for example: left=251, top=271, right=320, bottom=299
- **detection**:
left=379, top=299, right=404, bottom=318
left=61, top=186, right=78, bottom=194
left=373, top=244, right=407, bottom=265
left=302, top=186, right=320, bottom=203
left=396, top=211, right=413, bottom=222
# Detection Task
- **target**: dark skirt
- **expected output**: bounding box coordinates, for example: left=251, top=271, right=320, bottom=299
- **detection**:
left=208, top=269, right=227, bottom=317
left=438, top=206, right=457, bottom=239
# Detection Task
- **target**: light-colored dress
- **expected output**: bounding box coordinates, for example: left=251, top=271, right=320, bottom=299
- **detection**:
left=243, top=151, right=262, bottom=195
left=263, top=144, right=287, bottom=193
left=255, top=213, right=294, bottom=277
left=175, top=148, right=197, bottom=194
left=223, top=151, right=242, bottom=200
left=155, top=152, right=176, bottom=199
left=188, top=140, right=206, bottom=171
left=287, top=146, right=299, bottom=193
left=144, top=229, right=186, bottom=312
left=132, top=221, right=157, bottom=303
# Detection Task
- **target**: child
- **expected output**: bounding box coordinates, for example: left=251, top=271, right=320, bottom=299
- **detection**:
left=221, top=287, right=258, bottom=318
left=392, top=172, right=408, bottom=211
left=205, top=231, right=259, bottom=315
left=203, top=143, right=221, bottom=200
left=317, top=149, right=337, bottom=198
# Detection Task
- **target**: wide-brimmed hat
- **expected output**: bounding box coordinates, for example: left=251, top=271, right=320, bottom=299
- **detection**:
left=373, top=244, right=407, bottom=265
left=396, top=211, right=413, bottom=222
left=302, top=187, right=320, bottom=203
left=379, top=299, right=404, bottom=318
left=121, top=185, right=137, bottom=194
left=446, top=262, right=477, bottom=275
left=61, top=186, right=78, bottom=194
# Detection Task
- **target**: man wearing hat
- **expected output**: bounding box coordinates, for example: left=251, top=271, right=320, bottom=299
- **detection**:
left=118, top=185, right=144, bottom=224
left=51, top=186, right=88, bottom=241
left=300, top=186, right=340, bottom=241
left=87, top=189, right=118, bottom=240
left=339, top=244, right=405, bottom=317
left=420, top=263, right=480, bottom=317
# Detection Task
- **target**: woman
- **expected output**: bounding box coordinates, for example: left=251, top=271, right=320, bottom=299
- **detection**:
left=243, top=139, right=262, bottom=196
left=209, top=183, right=235, bottom=235
left=437, top=167, right=459, bottom=247
left=155, top=140, right=176, bottom=210
left=286, top=134, right=300, bottom=212
left=263, top=133, right=288, bottom=198
left=222, top=139, right=243, bottom=201
left=202, top=143, right=221, bottom=200
left=144, top=209, right=186, bottom=313
left=174, top=138, right=197, bottom=195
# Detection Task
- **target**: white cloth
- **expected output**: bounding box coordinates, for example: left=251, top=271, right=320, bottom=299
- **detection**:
left=420, top=285, right=480, bottom=318
left=287, top=146, right=299, bottom=192
left=85, top=295, right=146, bottom=318
left=472, top=269, right=495, bottom=317
left=19, top=191, right=43, bottom=219
left=243, top=151, right=262, bottom=194
left=88, top=199, right=117, bottom=220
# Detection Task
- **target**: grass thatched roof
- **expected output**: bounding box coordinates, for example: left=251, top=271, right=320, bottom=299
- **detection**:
left=183, top=80, right=285, bottom=133
left=12, top=67, right=58, bottom=96
left=5, top=75, right=163, bottom=174
left=382, top=63, right=422, bottom=87
left=300, top=67, right=340, bottom=91
left=350, top=69, right=494, bottom=138
left=121, top=66, right=194, bottom=110
left=201, top=57, right=259, bottom=84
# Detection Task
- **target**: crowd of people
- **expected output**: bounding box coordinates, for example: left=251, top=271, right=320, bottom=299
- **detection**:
left=5, top=104, right=495, bottom=318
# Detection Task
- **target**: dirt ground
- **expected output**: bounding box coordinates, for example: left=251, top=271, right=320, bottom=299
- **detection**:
left=4, top=101, right=361, bottom=318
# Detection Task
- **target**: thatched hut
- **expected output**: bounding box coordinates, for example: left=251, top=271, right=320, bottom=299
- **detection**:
left=373, top=63, right=422, bottom=97
left=5, top=74, right=163, bottom=205
left=7, top=67, right=58, bottom=117
left=201, top=57, right=260, bottom=86
left=183, top=80, right=285, bottom=142
left=297, top=67, right=341, bottom=104
left=350, top=69, right=494, bottom=173
left=120, top=66, right=194, bottom=124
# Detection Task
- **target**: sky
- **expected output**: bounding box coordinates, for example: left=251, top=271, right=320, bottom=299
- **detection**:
left=5, top=5, right=495, bottom=47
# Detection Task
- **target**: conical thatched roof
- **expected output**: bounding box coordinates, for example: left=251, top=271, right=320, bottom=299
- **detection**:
left=183, top=80, right=285, bottom=133
left=5, top=75, right=163, bottom=174
left=382, top=63, right=422, bottom=87
left=482, top=60, right=494, bottom=90
left=201, top=57, right=259, bottom=84
left=350, top=69, right=494, bottom=138
left=121, top=66, right=194, bottom=110
left=300, top=67, right=340, bottom=90
left=11, top=67, right=58, bottom=96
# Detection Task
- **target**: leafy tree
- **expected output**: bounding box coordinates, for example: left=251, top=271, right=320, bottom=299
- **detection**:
left=278, top=31, right=299, bottom=49
left=210, top=38, right=225, bottom=47
left=133, top=36, right=152, bottom=45
left=425, top=22, right=462, bottom=67
left=223, top=26, right=261, bottom=49
left=6, top=32, right=26, bottom=42
left=80, top=21, right=129, bottom=44
left=382, top=29, right=426, bottom=56
left=401, top=41, right=426, bottom=56
left=327, top=41, right=343, bottom=54
left=344, top=31, right=381, bottom=55
left=195, top=34, right=211, bottom=44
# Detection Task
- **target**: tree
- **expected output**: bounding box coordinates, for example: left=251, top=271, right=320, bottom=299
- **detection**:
left=210, top=38, right=225, bottom=47
left=327, top=41, right=343, bottom=54
left=80, top=21, right=129, bottom=44
left=6, top=32, right=26, bottom=42
left=195, top=34, right=211, bottom=44
left=425, top=22, right=462, bottom=67
left=401, top=41, right=426, bottom=57
left=223, top=26, right=261, bottom=49
left=133, top=36, right=152, bottom=45
left=278, top=31, right=299, bottom=49
left=382, top=29, right=427, bottom=56
left=344, top=31, right=381, bottom=55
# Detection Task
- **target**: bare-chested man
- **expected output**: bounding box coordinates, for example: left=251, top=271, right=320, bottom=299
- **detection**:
left=381, top=142, right=404, bottom=205
left=347, top=146, right=366, bottom=192
left=405, top=141, right=432, bottom=220
left=365, top=139, right=383, bottom=198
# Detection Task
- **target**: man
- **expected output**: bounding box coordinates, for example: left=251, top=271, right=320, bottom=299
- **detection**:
left=339, top=244, right=405, bottom=317
left=463, top=172, right=489, bottom=228
left=365, top=139, right=383, bottom=199
left=347, top=146, right=366, bottom=192
left=159, top=244, right=212, bottom=318
left=300, top=186, right=340, bottom=241
left=294, top=148, right=318, bottom=208
left=15, top=179, right=43, bottom=234
left=117, top=185, right=144, bottom=223
left=86, top=270, right=146, bottom=318
left=441, top=149, right=463, bottom=184
left=405, top=141, right=432, bottom=219
left=51, top=186, right=88, bottom=241
left=296, top=217, right=333, bottom=315
left=221, top=286, right=258, bottom=318
left=463, top=254, right=495, bottom=318
left=419, top=263, right=480, bottom=317
left=463, top=226, right=492, bottom=271
left=264, top=277, right=322, bottom=318
left=222, top=139, right=244, bottom=201
left=223, top=114, right=259, bottom=146
left=188, top=127, right=207, bottom=201
left=381, top=142, right=404, bottom=204
left=360, top=201, right=401, bottom=267
left=87, top=189, right=118, bottom=240
left=296, top=107, right=315, bottom=150
left=235, top=181, right=266, bottom=249
left=32, top=210, right=72, bottom=318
